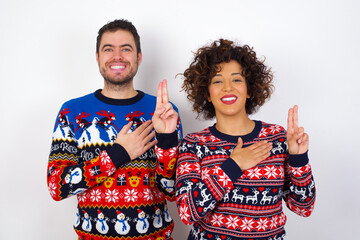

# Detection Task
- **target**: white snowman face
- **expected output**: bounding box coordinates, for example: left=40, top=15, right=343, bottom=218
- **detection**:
left=118, top=213, right=125, bottom=220
left=84, top=212, right=89, bottom=219
left=98, top=213, right=104, bottom=220
left=139, top=212, right=145, bottom=218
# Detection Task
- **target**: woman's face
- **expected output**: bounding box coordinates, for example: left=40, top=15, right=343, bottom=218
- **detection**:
left=208, top=60, right=249, bottom=119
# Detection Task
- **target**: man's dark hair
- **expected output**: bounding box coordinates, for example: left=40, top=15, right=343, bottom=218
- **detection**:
left=96, top=19, right=141, bottom=54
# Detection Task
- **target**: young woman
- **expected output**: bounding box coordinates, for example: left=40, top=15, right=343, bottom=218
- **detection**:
left=175, top=39, right=315, bottom=240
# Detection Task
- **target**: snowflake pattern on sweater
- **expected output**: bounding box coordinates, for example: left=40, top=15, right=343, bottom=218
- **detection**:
left=175, top=121, right=315, bottom=240
left=47, top=90, right=182, bottom=240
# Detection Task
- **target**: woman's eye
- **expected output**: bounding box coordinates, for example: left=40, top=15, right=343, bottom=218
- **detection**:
left=233, top=79, right=243, bottom=82
left=212, top=81, right=221, bottom=84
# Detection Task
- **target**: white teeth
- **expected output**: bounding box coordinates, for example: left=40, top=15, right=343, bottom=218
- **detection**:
left=110, top=66, right=125, bottom=69
left=222, top=97, right=237, bottom=101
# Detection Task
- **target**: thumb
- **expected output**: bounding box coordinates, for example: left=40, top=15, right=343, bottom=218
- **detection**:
left=237, top=137, right=243, bottom=148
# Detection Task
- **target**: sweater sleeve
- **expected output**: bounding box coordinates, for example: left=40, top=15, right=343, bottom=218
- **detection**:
left=283, top=151, right=316, bottom=217
left=47, top=105, right=131, bottom=201
left=154, top=116, right=183, bottom=201
left=175, top=138, right=237, bottom=225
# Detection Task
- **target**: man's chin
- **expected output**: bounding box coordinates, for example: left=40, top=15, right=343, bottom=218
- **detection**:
left=104, top=77, right=133, bottom=87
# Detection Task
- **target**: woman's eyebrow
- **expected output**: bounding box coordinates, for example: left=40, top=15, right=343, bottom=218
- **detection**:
left=215, top=72, right=242, bottom=76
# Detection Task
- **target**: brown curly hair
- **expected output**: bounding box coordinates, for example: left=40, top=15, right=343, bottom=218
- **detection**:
left=182, top=39, right=274, bottom=119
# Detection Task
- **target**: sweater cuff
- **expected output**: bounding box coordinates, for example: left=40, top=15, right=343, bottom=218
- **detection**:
left=107, top=143, right=131, bottom=168
left=220, top=158, right=243, bottom=182
left=289, top=151, right=309, bottom=167
left=155, top=131, right=178, bottom=150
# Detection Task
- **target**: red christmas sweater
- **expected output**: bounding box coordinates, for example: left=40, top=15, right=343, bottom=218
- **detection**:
left=47, top=90, right=182, bottom=240
left=175, top=121, right=315, bottom=240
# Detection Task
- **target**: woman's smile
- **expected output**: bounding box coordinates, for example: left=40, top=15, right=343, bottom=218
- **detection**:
left=220, top=94, right=238, bottom=104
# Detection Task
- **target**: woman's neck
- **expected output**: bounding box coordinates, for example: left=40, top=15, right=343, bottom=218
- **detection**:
left=215, top=115, right=255, bottom=136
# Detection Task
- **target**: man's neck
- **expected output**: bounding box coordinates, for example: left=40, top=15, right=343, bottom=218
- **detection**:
left=101, top=83, right=138, bottom=99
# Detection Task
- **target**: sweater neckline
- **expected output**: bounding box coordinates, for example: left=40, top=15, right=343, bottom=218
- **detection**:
left=94, top=89, right=145, bottom=105
left=209, top=120, right=262, bottom=143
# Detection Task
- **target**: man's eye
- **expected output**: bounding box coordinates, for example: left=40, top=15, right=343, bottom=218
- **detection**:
left=122, top=48, right=131, bottom=52
left=104, top=48, right=112, bottom=52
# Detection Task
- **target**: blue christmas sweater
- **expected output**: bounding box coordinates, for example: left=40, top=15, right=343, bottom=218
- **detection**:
left=175, top=121, right=315, bottom=240
left=47, top=90, right=182, bottom=240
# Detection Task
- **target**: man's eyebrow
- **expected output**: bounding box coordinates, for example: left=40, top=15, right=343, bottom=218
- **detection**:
left=101, top=44, right=113, bottom=50
left=101, top=44, right=134, bottom=50
left=120, top=44, right=134, bottom=49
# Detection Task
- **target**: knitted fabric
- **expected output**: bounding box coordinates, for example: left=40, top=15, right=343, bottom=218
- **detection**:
left=175, top=121, right=315, bottom=240
left=47, top=90, right=182, bottom=240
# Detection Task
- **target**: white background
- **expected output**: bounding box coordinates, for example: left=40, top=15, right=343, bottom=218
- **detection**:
left=0, top=0, right=359, bottom=239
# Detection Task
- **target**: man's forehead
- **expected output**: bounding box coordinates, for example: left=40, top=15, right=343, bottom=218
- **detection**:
left=100, top=29, right=135, bottom=47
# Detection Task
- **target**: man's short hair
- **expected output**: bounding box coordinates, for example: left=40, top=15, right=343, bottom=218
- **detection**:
left=96, top=19, right=141, bottom=54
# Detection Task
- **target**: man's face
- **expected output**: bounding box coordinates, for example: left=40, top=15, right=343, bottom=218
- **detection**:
left=96, top=29, right=142, bottom=87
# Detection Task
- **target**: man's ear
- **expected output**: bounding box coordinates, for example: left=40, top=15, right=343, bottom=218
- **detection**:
left=96, top=52, right=99, bottom=65
left=137, top=52, right=142, bottom=65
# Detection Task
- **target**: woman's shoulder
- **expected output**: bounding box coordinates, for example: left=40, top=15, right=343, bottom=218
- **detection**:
left=184, top=127, right=211, bottom=137
left=183, top=127, right=216, bottom=143
left=258, top=121, right=286, bottom=137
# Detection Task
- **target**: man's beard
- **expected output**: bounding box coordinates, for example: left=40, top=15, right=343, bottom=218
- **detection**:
left=101, top=61, right=139, bottom=88
left=103, top=74, right=133, bottom=87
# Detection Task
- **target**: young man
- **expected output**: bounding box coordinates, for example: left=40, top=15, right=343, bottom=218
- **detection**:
left=47, top=19, right=182, bottom=240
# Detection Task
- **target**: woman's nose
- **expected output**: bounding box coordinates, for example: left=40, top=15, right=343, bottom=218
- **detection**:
left=222, top=79, right=233, bottom=91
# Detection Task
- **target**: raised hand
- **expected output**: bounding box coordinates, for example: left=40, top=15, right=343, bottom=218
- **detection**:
left=287, top=105, right=309, bottom=155
left=152, top=79, right=178, bottom=134
left=115, top=120, right=157, bottom=160
left=230, top=138, right=272, bottom=171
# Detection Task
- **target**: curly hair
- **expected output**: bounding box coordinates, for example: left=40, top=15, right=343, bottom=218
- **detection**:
left=182, top=39, right=274, bottom=119
left=96, top=19, right=141, bottom=54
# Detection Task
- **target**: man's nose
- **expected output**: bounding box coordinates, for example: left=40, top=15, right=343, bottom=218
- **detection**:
left=113, top=49, right=124, bottom=60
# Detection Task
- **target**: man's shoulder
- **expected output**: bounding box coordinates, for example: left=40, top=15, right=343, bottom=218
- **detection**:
left=61, top=91, right=97, bottom=108
left=142, top=92, right=180, bottom=112
left=141, top=92, right=157, bottom=101
left=56, top=91, right=98, bottom=118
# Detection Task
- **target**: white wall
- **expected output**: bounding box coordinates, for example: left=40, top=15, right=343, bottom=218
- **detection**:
left=1, top=0, right=359, bottom=239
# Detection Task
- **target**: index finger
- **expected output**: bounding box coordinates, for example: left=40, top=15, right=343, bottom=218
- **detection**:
left=134, top=120, right=152, bottom=134
left=162, top=79, right=169, bottom=103
left=287, top=107, right=293, bottom=132
left=156, top=81, right=162, bottom=106
left=293, top=105, right=299, bottom=130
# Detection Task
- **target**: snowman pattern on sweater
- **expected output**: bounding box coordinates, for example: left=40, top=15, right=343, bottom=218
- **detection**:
left=135, top=209, right=149, bottom=234
left=114, top=210, right=131, bottom=235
